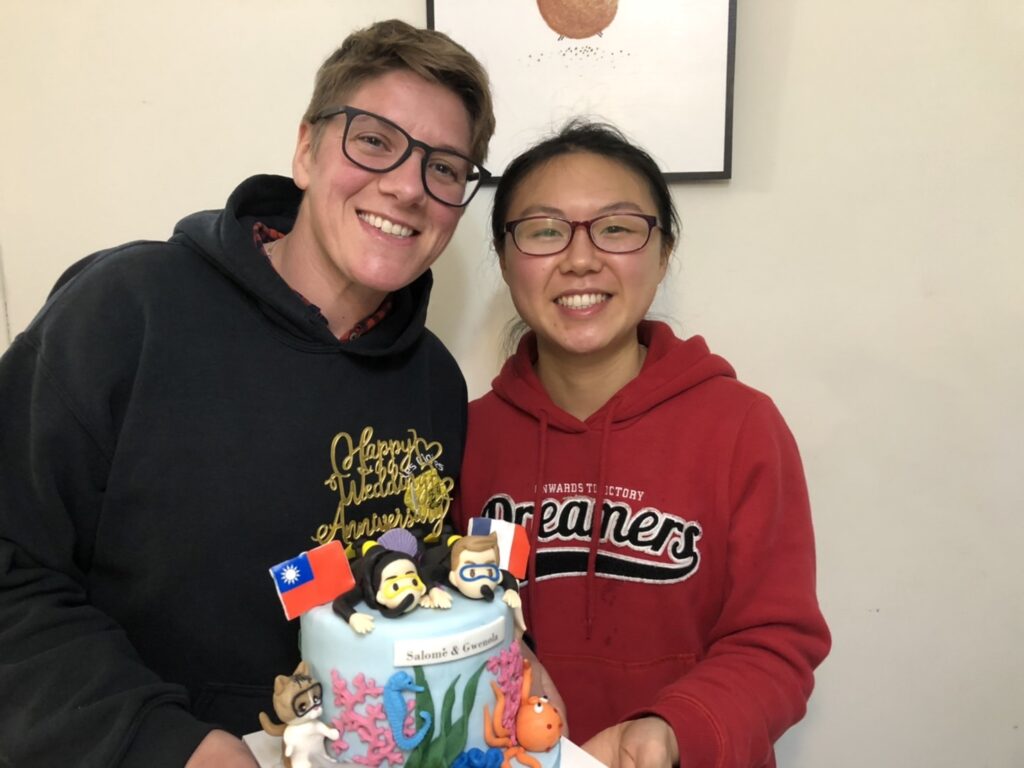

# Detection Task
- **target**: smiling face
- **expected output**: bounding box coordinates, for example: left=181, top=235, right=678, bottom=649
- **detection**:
left=290, top=69, right=471, bottom=302
left=499, top=151, right=669, bottom=363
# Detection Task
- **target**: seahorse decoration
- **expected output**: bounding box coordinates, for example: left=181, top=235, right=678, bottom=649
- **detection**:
left=384, top=670, right=433, bottom=750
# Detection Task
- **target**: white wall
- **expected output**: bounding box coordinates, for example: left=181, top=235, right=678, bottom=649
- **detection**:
left=0, top=245, right=9, bottom=346
left=2, top=1, right=1022, bottom=765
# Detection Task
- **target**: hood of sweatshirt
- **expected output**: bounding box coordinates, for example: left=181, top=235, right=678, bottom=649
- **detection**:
left=488, top=320, right=736, bottom=639
left=170, top=174, right=432, bottom=357
left=491, top=320, right=735, bottom=428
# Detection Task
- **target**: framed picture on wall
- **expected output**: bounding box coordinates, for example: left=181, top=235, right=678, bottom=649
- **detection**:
left=427, top=0, right=736, bottom=180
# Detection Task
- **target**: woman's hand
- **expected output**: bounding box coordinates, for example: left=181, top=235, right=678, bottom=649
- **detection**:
left=582, top=717, right=679, bottom=768
left=185, top=730, right=260, bottom=768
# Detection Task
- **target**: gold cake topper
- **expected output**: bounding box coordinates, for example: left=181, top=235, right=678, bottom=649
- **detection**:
left=317, top=427, right=453, bottom=549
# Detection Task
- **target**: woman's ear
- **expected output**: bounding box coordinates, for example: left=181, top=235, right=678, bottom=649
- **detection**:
left=292, top=122, right=315, bottom=191
left=661, top=231, right=677, bottom=270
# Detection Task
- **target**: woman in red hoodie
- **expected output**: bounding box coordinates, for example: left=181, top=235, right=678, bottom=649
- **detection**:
left=453, top=121, right=830, bottom=768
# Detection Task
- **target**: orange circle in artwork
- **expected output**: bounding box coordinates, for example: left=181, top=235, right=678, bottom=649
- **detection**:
left=536, top=0, right=619, bottom=39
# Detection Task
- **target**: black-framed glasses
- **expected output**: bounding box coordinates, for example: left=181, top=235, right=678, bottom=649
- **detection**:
left=311, top=106, right=490, bottom=207
left=504, top=214, right=660, bottom=257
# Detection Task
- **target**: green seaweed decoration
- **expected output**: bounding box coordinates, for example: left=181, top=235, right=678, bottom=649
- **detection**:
left=405, top=661, right=488, bottom=768
left=445, top=661, right=488, bottom=766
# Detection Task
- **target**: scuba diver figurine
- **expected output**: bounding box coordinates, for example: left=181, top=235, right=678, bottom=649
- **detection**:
left=332, top=535, right=451, bottom=634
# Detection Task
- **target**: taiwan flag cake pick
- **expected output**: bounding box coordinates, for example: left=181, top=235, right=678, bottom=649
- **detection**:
left=269, top=540, right=354, bottom=620
left=467, top=517, right=530, bottom=580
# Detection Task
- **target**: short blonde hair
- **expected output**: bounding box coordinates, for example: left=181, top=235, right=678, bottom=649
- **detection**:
left=451, top=533, right=500, bottom=565
left=304, top=19, right=495, bottom=163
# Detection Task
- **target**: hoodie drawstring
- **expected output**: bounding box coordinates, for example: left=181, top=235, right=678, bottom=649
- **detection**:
left=585, top=407, right=615, bottom=640
left=526, top=410, right=549, bottom=649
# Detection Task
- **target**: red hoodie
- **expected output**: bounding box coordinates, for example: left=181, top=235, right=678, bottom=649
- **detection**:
left=453, top=321, right=830, bottom=768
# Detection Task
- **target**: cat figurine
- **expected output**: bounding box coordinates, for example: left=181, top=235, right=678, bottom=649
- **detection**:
left=258, top=660, right=339, bottom=768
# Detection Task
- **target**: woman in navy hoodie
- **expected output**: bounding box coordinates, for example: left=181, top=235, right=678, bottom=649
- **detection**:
left=0, top=20, right=494, bottom=768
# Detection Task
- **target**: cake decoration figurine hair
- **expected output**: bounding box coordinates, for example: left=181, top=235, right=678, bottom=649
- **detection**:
left=332, top=537, right=451, bottom=633
left=258, top=661, right=340, bottom=768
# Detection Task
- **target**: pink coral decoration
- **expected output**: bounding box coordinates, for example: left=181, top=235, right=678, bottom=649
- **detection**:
left=485, top=640, right=524, bottom=743
left=329, top=669, right=419, bottom=767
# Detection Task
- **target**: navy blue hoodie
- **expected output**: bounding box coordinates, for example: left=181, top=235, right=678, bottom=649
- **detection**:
left=0, top=175, right=467, bottom=766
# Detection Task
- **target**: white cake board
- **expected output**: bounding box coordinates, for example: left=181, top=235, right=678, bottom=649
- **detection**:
left=243, top=731, right=604, bottom=768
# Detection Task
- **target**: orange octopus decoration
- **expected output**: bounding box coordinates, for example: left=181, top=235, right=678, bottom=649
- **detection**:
left=484, top=659, right=563, bottom=768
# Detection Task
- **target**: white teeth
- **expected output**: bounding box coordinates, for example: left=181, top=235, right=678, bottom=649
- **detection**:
left=359, top=213, right=414, bottom=238
left=556, top=293, right=608, bottom=309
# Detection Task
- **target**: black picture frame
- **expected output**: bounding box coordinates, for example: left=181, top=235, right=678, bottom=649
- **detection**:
left=427, top=0, right=736, bottom=181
